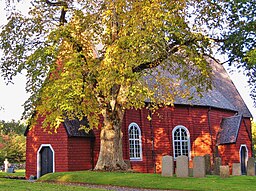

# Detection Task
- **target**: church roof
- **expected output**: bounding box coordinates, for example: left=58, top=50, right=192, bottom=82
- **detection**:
left=218, top=115, right=242, bottom=145
left=174, top=59, right=252, bottom=118
left=24, top=117, right=95, bottom=137
left=63, top=118, right=95, bottom=138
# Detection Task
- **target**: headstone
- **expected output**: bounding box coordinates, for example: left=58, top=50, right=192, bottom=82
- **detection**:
left=189, top=168, right=193, bottom=177
left=176, top=155, right=189, bottom=177
left=247, top=157, right=255, bottom=176
left=220, top=165, right=230, bottom=178
left=4, top=159, right=9, bottom=173
left=193, top=156, right=206, bottom=178
left=213, top=157, right=221, bottom=175
left=161, top=155, right=174, bottom=177
left=29, top=175, right=37, bottom=182
left=232, top=163, right=241, bottom=176
left=7, top=167, right=14, bottom=173
left=204, top=154, right=211, bottom=175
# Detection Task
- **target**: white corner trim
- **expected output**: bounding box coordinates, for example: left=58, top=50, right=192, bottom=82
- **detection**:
left=37, top=144, right=55, bottom=179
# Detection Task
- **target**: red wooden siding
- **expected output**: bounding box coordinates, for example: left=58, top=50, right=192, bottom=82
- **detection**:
left=123, top=106, right=252, bottom=173
left=25, top=117, right=69, bottom=179
left=67, top=137, right=93, bottom=171
left=26, top=105, right=253, bottom=178
left=218, top=118, right=252, bottom=167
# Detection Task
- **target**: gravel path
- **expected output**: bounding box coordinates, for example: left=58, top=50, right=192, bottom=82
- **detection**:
left=56, top=182, right=184, bottom=191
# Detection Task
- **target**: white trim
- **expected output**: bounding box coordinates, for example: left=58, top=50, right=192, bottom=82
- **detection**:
left=172, top=125, right=191, bottom=160
left=239, top=144, right=248, bottom=173
left=128, top=122, right=143, bottom=161
left=37, top=144, right=55, bottom=179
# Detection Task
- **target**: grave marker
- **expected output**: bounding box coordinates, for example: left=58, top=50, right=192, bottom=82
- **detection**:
left=232, top=163, right=241, bottom=176
left=247, top=157, right=255, bottom=176
left=4, top=159, right=9, bottom=173
left=193, top=156, right=206, bottom=178
left=213, top=157, right=221, bottom=175
left=204, top=154, right=211, bottom=175
left=220, top=165, right=230, bottom=178
left=176, top=155, right=189, bottom=177
left=161, top=155, right=174, bottom=177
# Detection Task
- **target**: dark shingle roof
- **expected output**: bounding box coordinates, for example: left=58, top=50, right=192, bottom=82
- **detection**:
left=174, top=88, right=237, bottom=111
left=218, top=115, right=242, bottom=145
left=24, top=117, right=95, bottom=137
left=174, top=59, right=252, bottom=118
left=63, top=118, right=95, bottom=138
left=211, top=60, right=252, bottom=118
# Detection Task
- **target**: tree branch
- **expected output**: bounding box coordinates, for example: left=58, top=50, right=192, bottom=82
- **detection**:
left=132, top=55, right=167, bottom=73
left=45, top=0, right=68, bottom=25
left=210, top=37, right=227, bottom=43
left=45, top=0, right=67, bottom=7
left=132, top=39, right=196, bottom=73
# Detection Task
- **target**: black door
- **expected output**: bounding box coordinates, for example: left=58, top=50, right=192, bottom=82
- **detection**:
left=40, top=146, right=53, bottom=176
left=240, top=146, right=247, bottom=175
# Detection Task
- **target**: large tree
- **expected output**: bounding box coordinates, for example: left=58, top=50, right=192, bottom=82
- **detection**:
left=0, top=0, right=254, bottom=170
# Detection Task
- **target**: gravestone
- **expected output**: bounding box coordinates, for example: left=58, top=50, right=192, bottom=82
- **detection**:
left=213, top=157, right=221, bottom=175
left=189, top=168, right=193, bottom=177
left=232, top=163, right=241, bottom=176
left=161, top=155, right=174, bottom=177
left=247, top=157, right=255, bottom=176
left=4, top=159, right=9, bottom=173
left=220, top=165, right=230, bottom=178
left=7, top=167, right=14, bottom=173
left=204, top=154, right=211, bottom=175
left=193, top=156, right=206, bottom=178
left=29, top=175, right=37, bottom=182
left=176, top=155, right=189, bottom=177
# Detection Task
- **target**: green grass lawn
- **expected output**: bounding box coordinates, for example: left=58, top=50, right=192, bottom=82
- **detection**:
left=1, top=170, right=256, bottom=191
left=0, top=170, right=105, bottom=190
left=0, top=169, right=25, bottom=178
left=39, top=171, right=256, bottom=191
left=0, top=178, right=107, bottom=191
left=0, top=170, right=106, bottom=191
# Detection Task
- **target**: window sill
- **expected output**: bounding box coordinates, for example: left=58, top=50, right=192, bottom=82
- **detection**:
left=130, top=159, right=143, bottom=162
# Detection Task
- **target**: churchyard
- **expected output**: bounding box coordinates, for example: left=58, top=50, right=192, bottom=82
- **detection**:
left=161, top=155, right=256, bottom=178
left=1, top=155, right=256, bottom=190
left=1, top=162, right=256, bottom=191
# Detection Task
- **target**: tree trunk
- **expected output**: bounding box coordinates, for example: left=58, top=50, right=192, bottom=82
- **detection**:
left=94, top=106, right=128, bottom=171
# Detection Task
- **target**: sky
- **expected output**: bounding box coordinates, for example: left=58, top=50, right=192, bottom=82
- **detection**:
left=0, top=1, right=255, bottom=122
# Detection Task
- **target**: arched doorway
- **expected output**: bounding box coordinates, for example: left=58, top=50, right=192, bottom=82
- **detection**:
left=240, top=145, right=248, bottom=175
left=37, top=144, right=55, bottom=178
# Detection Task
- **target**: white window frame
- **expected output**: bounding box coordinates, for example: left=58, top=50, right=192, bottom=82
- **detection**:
left=37, top=144, right=55, bottom=179
left=172, top=125, right=191, bottom=160
left=128, top=122, right=142, bottom=161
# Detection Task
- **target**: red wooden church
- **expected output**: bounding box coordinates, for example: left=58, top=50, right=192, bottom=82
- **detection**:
left=25, top=60, right=253, bottom=179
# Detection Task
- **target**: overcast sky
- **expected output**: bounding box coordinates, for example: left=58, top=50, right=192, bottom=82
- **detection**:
left=0, top=1, right=255, bottom=122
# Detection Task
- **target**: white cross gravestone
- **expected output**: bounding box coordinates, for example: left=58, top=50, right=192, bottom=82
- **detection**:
left=4, top=159, right=9, bottom=173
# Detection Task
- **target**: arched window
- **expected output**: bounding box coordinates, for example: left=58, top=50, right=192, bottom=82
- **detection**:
left=128, top=123, right=142, bottom=161
left=172, top=125, right=190, bottom=159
